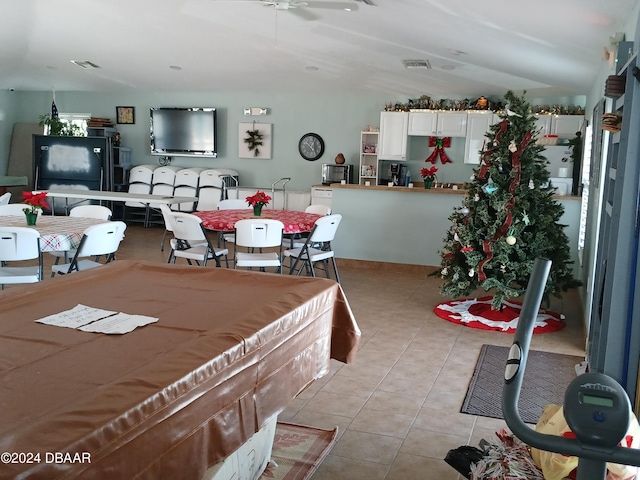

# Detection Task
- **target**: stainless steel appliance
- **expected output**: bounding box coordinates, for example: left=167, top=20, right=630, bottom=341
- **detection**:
left=322, top=164, right=352, bottom=185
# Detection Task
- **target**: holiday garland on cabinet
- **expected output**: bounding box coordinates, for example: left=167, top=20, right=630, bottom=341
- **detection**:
left=431, top=90, right=581, bottom=309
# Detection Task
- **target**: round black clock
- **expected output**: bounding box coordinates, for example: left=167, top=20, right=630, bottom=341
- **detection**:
left=298, top=133, right=325, bottom=161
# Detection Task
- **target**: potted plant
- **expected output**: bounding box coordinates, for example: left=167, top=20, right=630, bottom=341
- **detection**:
left=21, top=191, right=49, bottom=225
left=38, top=114, right=84, bottom=136
left=420, top=166, right=438, bottom=189
left=246, top=191, right=271, bottom=216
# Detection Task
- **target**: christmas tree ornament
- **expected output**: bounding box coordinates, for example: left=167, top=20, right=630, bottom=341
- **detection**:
left=474, top=193, right=480, bottom=201
left=461, top=245, right=474, bottom=252
left=441, top=267, right=448, bottom=276
left=482, top=180, right=498, bottom=195
left=522, top=211, right=530, bottom=225
left=460, top=207, right=470, bottom=215
left=528, top=179, right=534, bottom=189
left=468, top=268, right=475, bottom=277
left=508, top=140, right=517, bottom=152
left=454, top=232, right=460, bottom=242
left=500, top=264, right=506, bottom=273
left=470, top=174, right=476, bottom=181
left=506, top=235, right=516, bottom=245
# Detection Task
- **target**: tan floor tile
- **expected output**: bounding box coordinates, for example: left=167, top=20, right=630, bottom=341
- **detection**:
left=413, top=409, right=476, bottom=437
left=310, top=454, right=389, bottom=480
left=363, top=390, right=426, bottom=417
left=320, top=372, right=381, bottom=398
left=349, top=408, right=415, bottom=438
left=332, top=430, right=403, bottom=465
left=385, top=453, right=461, bottom=480
left=376, top=372, right=436, bottom=396
left=400, top=427, right=469, bottom=459
left=304, top=391, right=367, bottom=418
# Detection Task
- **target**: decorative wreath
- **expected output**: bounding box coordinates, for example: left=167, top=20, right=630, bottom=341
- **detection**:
left=244, top=128, right=264, bottom=157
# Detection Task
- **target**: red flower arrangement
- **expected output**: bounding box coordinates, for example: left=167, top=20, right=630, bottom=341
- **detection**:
left=245, top=191, right=271, bottom=208
left=21, top=191, right=50, bottom=214
left=420, top=166, right=438, bottom=179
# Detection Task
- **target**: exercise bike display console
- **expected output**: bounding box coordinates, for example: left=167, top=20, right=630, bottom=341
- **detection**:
left=564, top=372, right=631, bottom=449
left=501, top=258, right=640, bottom=480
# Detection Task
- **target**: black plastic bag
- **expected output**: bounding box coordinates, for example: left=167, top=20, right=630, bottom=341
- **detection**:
left=444, top=445, right=486, bottom=479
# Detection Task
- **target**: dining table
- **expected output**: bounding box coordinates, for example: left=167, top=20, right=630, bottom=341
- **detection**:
left=0, top=215, right=110, bottom=252
left=192, top=209, right=322, bottom=234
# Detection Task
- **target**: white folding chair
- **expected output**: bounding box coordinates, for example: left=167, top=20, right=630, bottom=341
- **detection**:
left=216, top=199, right=252, bottom=248
left=51, top=222, right=127, bottom=276
left=124, top=165, right=156, bottom=226
left=234, top=219, right=284, bottom=273
left=283, top=214, right=342, bottom=283
left=0, top=192, right=11, bottom=205
left=148, top=166, right=181, bottom=226
left=288, top=204, right=333, bottom=247
left=49, top=205, right=113, bottom=270
left=171, top=168, right=204, bottom=212
left=0, top=227, right=43, bottom=289
left=0, top=204, right=43, bottom=216
left=159, top=204, right=177, bottom=260
left=196, top=169, right=225, bottom=212
left=169, top=212, right=229, bottom=267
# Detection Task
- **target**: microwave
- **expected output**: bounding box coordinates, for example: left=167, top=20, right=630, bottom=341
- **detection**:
left=322, top=164, right=352, bottom=185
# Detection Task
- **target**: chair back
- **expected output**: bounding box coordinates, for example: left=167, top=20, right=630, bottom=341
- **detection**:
left=305, top=204, right=332, bottom=216
left=152, top=166, right=181, bottom=186
left=128, top=165, right=156, bottom=184
left=217, top=199, right=250, bottom=210
left=198, top=169, right=225, bottom=189
left=309, top=214, right=342, bottom=243
left=69, top=205, right=112, bottom=220
left=0, top=192, right=11, bottom=205
left=235, top=219, right=284, bottom=249
left=76, top=222, right=127, bottom=257
left=159, top=204, right=176, bottom=233
left=0, top=204, right=43, bottom=216
left=170, top=212, right=207, bottom=244
left=0, top=227, right=40, bottom=261
left=174, top=168, right=201, bottom=188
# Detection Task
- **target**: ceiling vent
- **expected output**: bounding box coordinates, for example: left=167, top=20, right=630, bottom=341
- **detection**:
left=403, top=59, right=431, bottom=69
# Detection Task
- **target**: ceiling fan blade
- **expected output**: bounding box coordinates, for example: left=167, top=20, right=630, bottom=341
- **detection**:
left=289, top=7, right=319, bottom=20
left=304, top=1, right=359, bottom=10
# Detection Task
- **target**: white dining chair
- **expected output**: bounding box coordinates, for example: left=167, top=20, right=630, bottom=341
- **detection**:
left=0, top=192, right=11, bottom=205
left=234, top=219, right=284, bottom=273
left=288, top=204, right=333, bottom=248
left=216, top=198, right=252, bottom=248
left=0, top=204, right=43, bottom=216
left=169, top=212, right=229, bottom=267
left=49, top=205, right=113, bottom=270
left=51, top=222, right=127, bottom=276
left=0, top=227, right=43, bottom=289
left=283, top=214, right=342, bottom=283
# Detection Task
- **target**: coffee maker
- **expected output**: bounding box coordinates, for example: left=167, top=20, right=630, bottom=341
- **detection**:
left=389, top=163, right=408, bottom=186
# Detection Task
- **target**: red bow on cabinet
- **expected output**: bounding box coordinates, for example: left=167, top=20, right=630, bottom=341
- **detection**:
left=426, top=137, right=452, bottom=164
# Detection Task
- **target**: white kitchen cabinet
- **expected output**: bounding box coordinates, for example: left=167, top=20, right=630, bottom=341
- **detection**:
left=378, top=111, right=408, bottom=161
left=464, top=111, right=494, bottom=164
left=359, top=131, right=379, bottom=185
left=550, top=115, right=584, bottom=138
left=534, top=114, right=584, bottom=138
left=407, top=111, right=467, bottom=137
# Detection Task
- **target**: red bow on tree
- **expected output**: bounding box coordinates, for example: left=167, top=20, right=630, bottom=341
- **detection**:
left=426, top=137, right=452, bottom=164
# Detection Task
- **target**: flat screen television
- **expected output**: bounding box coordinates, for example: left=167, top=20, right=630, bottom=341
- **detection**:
left=150, top=107, right=217, bottom=157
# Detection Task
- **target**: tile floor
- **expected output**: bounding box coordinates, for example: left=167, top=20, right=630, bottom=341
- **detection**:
left=28, top=224, right=587, bottom=479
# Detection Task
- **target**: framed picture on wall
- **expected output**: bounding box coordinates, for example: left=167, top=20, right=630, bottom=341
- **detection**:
left=116, top=106, right=135, bottom=125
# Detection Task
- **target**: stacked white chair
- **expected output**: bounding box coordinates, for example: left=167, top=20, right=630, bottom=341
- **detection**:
left=147, top=166, right=181, bottom=225
left=124, top=164, right=157, bottom=226
left=196, top=169, right=226, bottom=212
left=172, top=167, right=204, bottom=212
left=0, top=227, right=43, bottom=289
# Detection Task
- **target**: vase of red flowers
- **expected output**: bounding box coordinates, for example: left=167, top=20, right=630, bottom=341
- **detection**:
left=246, top=190, right=272, bottom=216
left=420, top=166, right=438, bottom=189
left=21, top=191, right=49, bottom=225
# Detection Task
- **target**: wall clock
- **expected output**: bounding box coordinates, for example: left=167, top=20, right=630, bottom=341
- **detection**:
left=298, top=133, right=325, bottom=161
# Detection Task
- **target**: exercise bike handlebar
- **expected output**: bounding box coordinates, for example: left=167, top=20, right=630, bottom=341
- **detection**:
left=501, top=258, right=640, bottom=468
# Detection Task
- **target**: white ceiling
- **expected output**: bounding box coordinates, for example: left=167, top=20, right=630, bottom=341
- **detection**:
left=1, top=0, right=638, bottom=99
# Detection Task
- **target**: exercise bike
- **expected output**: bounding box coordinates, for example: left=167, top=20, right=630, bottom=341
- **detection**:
left=502, top=258, right=640, bottom=480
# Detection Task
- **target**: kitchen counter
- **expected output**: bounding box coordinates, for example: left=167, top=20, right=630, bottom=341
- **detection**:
left=324, top=183, right=582, bottom=200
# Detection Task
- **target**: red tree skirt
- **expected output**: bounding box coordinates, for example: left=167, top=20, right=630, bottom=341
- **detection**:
left=434, top=296, right=565, bottom=334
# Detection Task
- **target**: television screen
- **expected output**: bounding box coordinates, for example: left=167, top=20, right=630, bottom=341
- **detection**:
left=150, top=107, right=217, bottom=157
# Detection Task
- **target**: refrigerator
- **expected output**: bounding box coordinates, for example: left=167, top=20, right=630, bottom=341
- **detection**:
left=33, top=135, right=115, bottom=212
left=542, top=145, right=575, bottom=196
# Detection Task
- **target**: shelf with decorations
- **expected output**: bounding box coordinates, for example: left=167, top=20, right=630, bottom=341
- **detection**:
left=359, top=130, right=379, bottom=185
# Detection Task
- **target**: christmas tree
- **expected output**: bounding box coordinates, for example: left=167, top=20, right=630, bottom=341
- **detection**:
left=433, top=91, right=580, bottom=309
